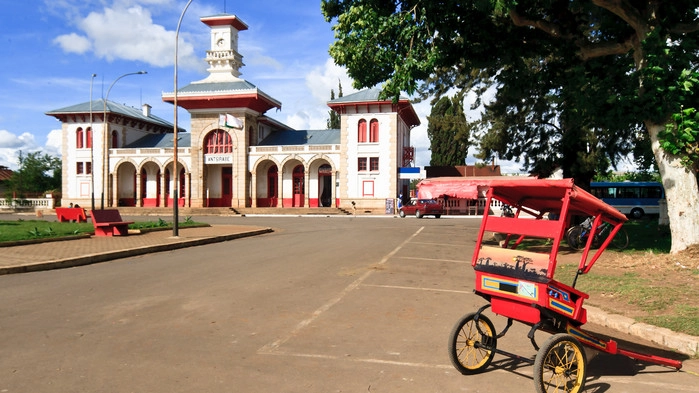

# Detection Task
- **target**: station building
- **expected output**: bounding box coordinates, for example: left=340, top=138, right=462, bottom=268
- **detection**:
left=46, top=13, right=419, bottom=213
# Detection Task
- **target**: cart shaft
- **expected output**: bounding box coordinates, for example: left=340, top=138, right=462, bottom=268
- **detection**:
left=617, top=348, right=683, bottom=370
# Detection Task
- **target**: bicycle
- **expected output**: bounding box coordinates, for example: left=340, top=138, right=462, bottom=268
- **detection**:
left=566, top=216, right=629, bottom=251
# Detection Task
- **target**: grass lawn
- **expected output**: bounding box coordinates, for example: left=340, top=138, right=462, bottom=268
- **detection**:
left=0, top=217, right=204, bottom=243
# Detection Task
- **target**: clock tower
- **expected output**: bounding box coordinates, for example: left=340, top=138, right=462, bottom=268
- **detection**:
left=200, top=14, right=248, bottom=82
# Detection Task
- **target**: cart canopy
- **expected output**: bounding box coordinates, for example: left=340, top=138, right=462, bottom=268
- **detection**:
left=486, top=178, right=628, bottom=224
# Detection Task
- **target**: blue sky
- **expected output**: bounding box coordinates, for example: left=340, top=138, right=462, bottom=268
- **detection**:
left=0, top=0, right=520, bottom=173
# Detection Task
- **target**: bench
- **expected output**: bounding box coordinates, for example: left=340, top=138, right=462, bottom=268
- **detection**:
left=90, top=209, right=134, bottom=237
left=56, top=207, right=88, bottom=222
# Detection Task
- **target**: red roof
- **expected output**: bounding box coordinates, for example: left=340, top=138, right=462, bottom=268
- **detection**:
left=0, top=166, right=13, bottom=181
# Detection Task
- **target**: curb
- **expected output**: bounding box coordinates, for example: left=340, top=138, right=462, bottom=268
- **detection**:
left=587, top=305, right=699, bottom=357
left=0, top=227, right=273, bottom=275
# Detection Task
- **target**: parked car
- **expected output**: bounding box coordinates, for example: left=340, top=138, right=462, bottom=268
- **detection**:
left=399, top=198, right=444, bottom=218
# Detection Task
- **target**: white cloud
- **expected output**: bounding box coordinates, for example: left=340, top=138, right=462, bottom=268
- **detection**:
left=304, top=58, right=356, bottom=103
left=53, top=33, right=92, bottom=54
left=0, top=130, right=25, bottom=149
left=53, top=3, right=200, bottom=70
left=45, top=129, right=63, bottom=157
left=0, top=130, right=50, bottom=169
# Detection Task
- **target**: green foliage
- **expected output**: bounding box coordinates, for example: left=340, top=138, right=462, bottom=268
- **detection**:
left=322, top=0, right=699, bottom=178
left=657, top=71, right=699, bottom=173
left=5, top=151, right=61, bottom=198
left=594, top=171, right=661, bottom=182
left=427, top=95, right=472, bottom=166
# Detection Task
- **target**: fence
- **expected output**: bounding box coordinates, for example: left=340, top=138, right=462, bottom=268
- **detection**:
left=0, top=198, right=55, bottom=211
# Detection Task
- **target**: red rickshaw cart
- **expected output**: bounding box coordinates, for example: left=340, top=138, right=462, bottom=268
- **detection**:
left=445, top=178, right=682, bottom=393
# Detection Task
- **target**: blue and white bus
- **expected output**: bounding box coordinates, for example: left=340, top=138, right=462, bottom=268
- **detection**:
left=590, top=181, right=664, bottom=219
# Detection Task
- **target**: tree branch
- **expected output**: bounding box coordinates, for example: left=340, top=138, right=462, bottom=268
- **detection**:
left=578, top=37, right=636, bottom=60
left=508, top=9, right=569, bottom=38
left=591, top=0, right=648, bottom=34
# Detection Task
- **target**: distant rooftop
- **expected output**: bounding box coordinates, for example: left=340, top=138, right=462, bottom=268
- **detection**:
left=328, top=87, right=409, bottom=104
left=46, top=100, right=181, bottom=132
left=124, top=133, right=192, bottom=149
left=259, top=129, right=340, bottom=146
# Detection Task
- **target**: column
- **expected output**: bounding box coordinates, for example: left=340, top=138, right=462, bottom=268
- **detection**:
left=110, top=173, right=117, bottom=207
left=251, top=170, right=257, bottom=208
left=304, top=167, right=310, bottom=208
left=136, top=172, right=142, bottom=207
left=277, top=169, right=283, bottom=208
left=331, top=171, right=337, bottom=208
left=185, top=172, right=191, bottom=207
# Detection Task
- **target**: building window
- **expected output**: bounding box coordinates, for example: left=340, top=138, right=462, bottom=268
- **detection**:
left=86, top=162, right=92, bottom=174
left=369, top=119, right=379, bottom=142
left=77, top=162, right=84, bottom=174
left=370, top=157, right=379, bottom=171
left=205, top=130, right=233, bottom=154
left=86, top=127, right=92, bottom=149
left=358, top=119, right=367, bottom=143
left=358, top=157, right=367, bottom=172
left=76, top=128, right=84, bottom=149
left=111, top=130, right=118, bottom=148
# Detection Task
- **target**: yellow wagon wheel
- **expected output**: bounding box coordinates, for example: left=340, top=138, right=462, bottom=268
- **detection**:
left=534, top=333, right=587, bottom=393
left=448, top=312, right=497, bottom=374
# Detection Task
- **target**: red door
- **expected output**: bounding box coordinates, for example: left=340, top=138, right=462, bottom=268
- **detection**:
left=222, top=167, right=232, bottom=207
left=293, top=165, right=304, bottom=207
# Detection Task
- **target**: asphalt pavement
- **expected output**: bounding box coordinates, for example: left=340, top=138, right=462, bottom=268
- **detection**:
left=0, top=213, right=696, bottom=370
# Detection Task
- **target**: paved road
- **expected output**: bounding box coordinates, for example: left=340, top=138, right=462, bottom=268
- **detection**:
left=0, top=216, right=696, bottom=392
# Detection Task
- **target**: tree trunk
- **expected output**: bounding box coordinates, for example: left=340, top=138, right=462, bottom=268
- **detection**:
left=647, top=121, right=699, bottom=253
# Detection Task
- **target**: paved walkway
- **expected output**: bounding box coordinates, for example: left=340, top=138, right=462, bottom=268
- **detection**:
left=0, top=225, right=272, bottom=275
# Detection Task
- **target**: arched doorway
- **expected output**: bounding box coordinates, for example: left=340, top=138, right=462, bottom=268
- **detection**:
left=203, top=129, right=234, bottom=207
left=318, top=164, right=332, bottom=207
left=116, top=162, right=137, bottom=206
left=164, top=165, right=186, bottom=207
left=267, top=165, right=278, bottom=207
left=140, top=163, right=161, bottom=207
left=292, top=165, right=304, bottom=207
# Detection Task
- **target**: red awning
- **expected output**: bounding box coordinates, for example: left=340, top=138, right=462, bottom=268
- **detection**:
left=417, top=176, right=534, bottom=200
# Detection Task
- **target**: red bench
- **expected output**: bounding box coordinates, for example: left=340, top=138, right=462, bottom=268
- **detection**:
left=56, top=207, right=88, bottom=222
left=90, top=209, right=134, bottom=237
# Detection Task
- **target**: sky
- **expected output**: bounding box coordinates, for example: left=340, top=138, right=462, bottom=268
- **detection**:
left=0, top=0, right=523, bottom=173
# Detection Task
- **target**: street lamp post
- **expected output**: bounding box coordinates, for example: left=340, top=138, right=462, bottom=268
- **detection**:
left=89, top=73, right=97, bottom=212
left=101, top=71, right=147, bottom=210
left=172, top=0, right=194, bottom=237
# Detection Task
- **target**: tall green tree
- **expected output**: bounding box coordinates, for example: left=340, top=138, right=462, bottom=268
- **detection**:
left=6, top=151, right=61, bottom=198
left=427, top=95, right=471, bottom=166
left=327, top=80, right=343, bottom=129
left=322, top=1, right=699, bottom=253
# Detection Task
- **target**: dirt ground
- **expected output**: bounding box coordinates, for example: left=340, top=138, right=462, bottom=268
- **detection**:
left=557, top=244, right=699, bottom=324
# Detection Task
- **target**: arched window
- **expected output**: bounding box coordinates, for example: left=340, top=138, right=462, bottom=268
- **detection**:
left=86, top=127, right=92, bottom=148
left=111, top=130, right=118, bottom=148
left=205, top=130, right=233, bottom=154
left=76, top=128, right=84, bottom=149
left=358, top=119, right=367, bottom=143
left=369, top=119, right=379, bottom=142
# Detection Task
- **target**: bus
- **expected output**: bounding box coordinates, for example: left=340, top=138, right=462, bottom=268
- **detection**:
left=590, top=181, right=664, bottom=219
